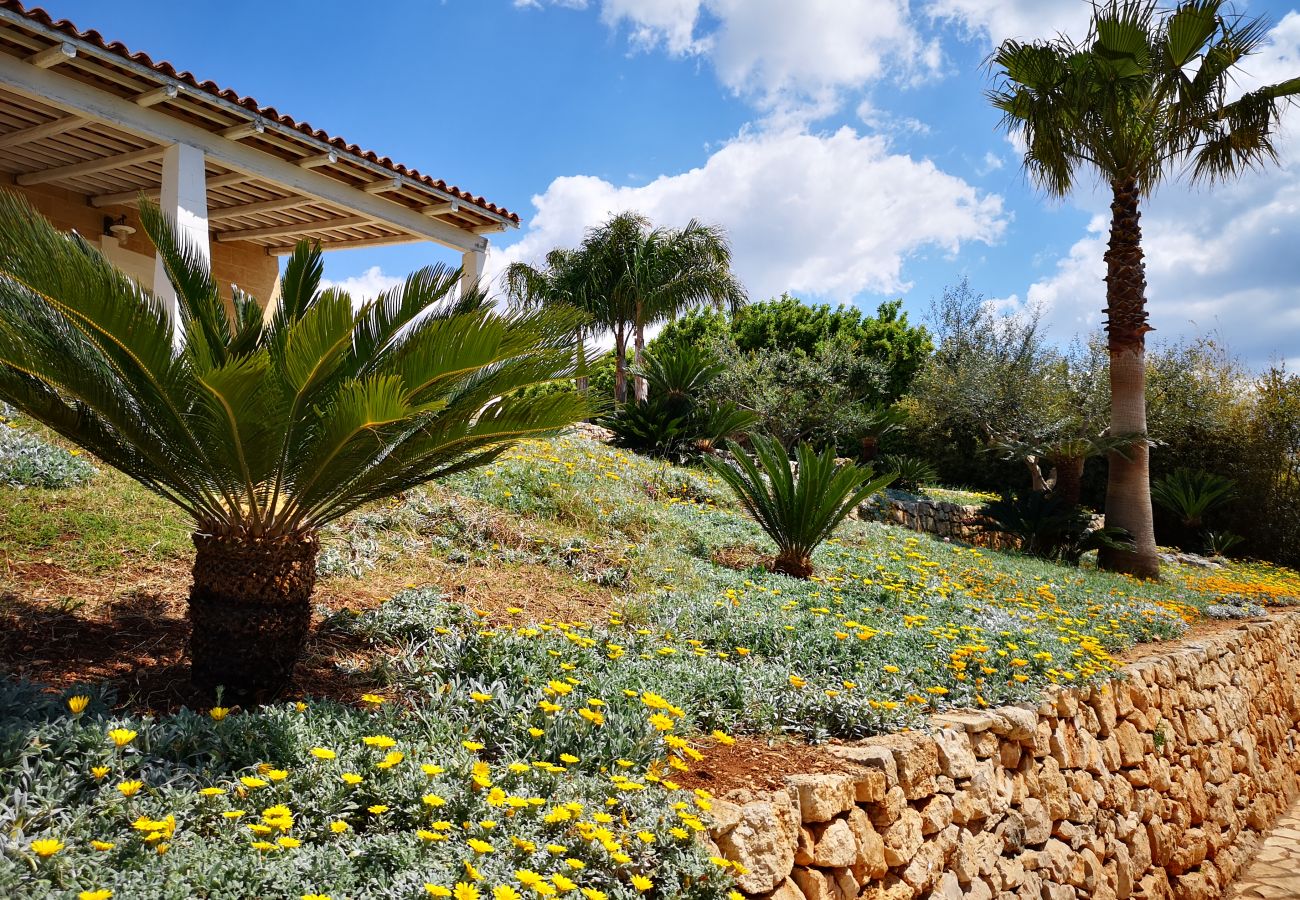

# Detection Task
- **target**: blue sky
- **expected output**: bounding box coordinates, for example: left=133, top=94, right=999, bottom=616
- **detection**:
left=46, top=0, right=1300, bottom=366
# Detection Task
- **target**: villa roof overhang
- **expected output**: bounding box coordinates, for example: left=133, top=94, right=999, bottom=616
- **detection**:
left=0, top=1, right=517, bottom=255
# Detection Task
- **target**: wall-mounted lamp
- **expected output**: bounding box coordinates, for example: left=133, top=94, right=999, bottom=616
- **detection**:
left=103, top=214, right=136, bottom=243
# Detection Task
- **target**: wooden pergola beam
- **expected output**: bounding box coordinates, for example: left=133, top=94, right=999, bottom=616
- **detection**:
left=27, top=41, right=75, bottom=69
left=90, top=171, right=248, bottom=207
left=0, top=113, right=86, bottom=149
left=15, top=143, right=165, bottom=186
left=298, top=151, right=337, bottom=169
left=215, top=214, right=372, bottom=243
left=208, top=194, right=320, bottom=222
left=423, top=200, right=460, bottom=216
left=133, top=84, right=180, bottom=108
left=267, top=232, right=424, bottom=256
left=363, top=177, right=404, bottom=195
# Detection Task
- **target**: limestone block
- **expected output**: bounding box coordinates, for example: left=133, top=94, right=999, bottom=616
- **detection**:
left=810, top=817, right=856, bottom=868
left=786, top=774, right=856, bottom=824
left=713, top=789, right=800, bottom=894
left=880, top=807, right=924, bottom=867
left=933, top=728, right=977, bottom=780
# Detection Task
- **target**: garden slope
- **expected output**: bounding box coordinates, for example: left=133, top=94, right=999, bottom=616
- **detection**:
left=3, top=433, right=1300, bottom=898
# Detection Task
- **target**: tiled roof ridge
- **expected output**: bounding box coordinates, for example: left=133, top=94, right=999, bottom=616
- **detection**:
left=0, top=0, right=519, bottom=223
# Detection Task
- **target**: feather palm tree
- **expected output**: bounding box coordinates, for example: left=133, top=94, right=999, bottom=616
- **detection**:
left=582, top=212, right=745, bottom=403
left=0, top=191, right=587, bottom=698
left=502, top=247, right=600, bottom=395
left=988, top=0, right=1300, bottom=578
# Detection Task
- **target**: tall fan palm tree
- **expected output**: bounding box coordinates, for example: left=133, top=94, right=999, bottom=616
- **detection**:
left=502, top=247, right=598, bottom=394
left=988, top=0, right=1300, bottom=578
left=0, top=191, right=586, bottom=698
left=582, top=212, right=745, bottom=403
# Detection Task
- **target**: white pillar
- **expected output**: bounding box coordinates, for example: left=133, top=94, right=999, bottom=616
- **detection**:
left=152, top=142, right=209, bottom=336
left=460, top=245, right=485, bottom=299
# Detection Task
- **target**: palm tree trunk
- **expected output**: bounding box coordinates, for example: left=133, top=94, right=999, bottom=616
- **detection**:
left=613, top=325, right=628, bottom=406
left=574, top=325, right=589, bottom=396
left=1097, top=179, right=1160, bottom=579
left=188, top=531, right=318, bottom=699
left=1051, top=454, right=1085, bottom=509
left=633, top=309, right=648, bottom=403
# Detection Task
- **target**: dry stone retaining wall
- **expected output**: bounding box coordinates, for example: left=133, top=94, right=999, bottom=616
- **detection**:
left=857, top=497, right=1017, bottom=551
left=708, top=613, right=1300, bottom=900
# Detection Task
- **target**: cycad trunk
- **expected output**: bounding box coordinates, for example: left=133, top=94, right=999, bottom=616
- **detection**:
left=772, top=549, right=813, bottom=579
left=1097, top=180, right=1160, bottom=579
left=188, top=532, right=319, bottom=699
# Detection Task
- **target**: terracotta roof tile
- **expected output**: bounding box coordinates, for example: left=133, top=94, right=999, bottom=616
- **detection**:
left=0, top=0, right=519, bottom=223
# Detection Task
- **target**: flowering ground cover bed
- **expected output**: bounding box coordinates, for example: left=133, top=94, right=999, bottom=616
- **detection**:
left=3, top=435, right=1300, bottom=898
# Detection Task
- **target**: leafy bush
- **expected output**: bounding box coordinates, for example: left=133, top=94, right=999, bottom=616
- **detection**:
left=978, top=491, right=1133, bottom=566
left=604, top=347, right=756, bottom=461
left=0, top=421, right=95, bottom=488
left=705, top=433, right=894, bottom=578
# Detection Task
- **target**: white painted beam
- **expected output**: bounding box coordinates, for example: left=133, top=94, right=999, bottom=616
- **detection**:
left=208, top=194, right=318, bottom=222
left=0, top=52, right=483, bottom=252
left=267, top=232, right=424, bottom=256
left=298, top=151, right=337, bottom=169
left=90, top=171, right=247, bottom=208
left=460, top=247, right=485, bottom=298
left=363, top=177, right=404, bottom=195
left=134, top=84, right=180, bottom=108
left=215, top=215, right=371, bottom=243
left=220, top=120, right=265, bottom=141
left=0, top=114, right=85, bottom=149
left=152, top=143, right=209, bottom=338
left=27, top=41, right=75, bottom=69
left=15, top=143, right=165, bottom=186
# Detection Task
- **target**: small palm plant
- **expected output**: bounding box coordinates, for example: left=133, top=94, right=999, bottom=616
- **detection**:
left=605, top=346, right=756, bottom=460
left=1151, top=468, right=1236, bottom=530
left=705, top=433, right=894, bottom=578
left=0, top=191, right=586, bottom=698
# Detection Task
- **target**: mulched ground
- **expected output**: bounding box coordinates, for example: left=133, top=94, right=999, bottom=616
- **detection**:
left=0, top=554, right=619, bottom=715
left=675, top=736, right=864, bottom=795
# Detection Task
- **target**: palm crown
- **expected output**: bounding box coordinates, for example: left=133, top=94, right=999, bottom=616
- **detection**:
left=988, top=0, right=1300, bottom=196
left=0, top=191, right=586, bottom=541
left=0, top=190, right=587, bottom=696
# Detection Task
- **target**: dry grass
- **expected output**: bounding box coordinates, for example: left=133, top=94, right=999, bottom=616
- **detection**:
left=0, top=463, right=623, bottom=712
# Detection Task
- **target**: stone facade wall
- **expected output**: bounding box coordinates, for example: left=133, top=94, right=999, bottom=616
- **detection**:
left=709, top=613, right=1300, bottom=900
left=6, top=181, right=281, bottom=302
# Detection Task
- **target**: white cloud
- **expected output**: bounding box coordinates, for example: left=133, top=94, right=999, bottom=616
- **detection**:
left=488, top=126, right=1006, bottom=303
left=320, top=265, right=403, bottom=302
left=926, top=0, right=1092, bottom=44
left=996, top=12, right=1300, bottom=367
left=526, top=0, right=941, bottom=122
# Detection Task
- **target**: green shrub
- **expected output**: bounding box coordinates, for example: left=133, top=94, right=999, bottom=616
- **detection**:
left=604, top=347, right=756, bottom=461
left=978, top=491, right=1133, bottom=566
left=705, top=433, right=894, bottom=578
left=0, top=420, right=95, bottom=489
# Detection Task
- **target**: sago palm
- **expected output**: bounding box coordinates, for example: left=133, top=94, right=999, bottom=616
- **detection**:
left=988, top=0, right=1300, bottom=578
left=0, top=191, right=586, bottom=698
left=582, top=212, right=745, bottom=403
left=706, top=433, right=894, bottom=578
